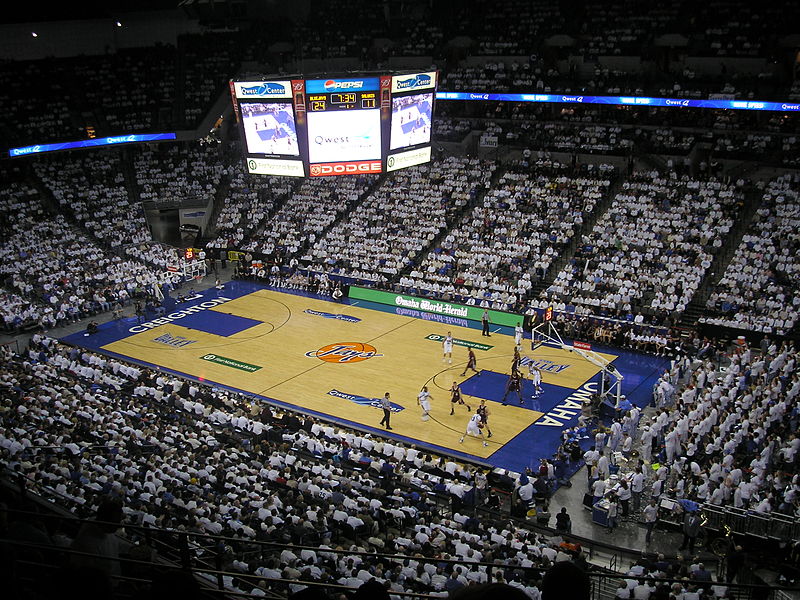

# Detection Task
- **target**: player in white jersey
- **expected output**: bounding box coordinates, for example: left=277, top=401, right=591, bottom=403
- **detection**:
left=514, top=322, right=523, bottom=349
left=529, top=363, right=543, bottom=397
left=460, top=411, right=489, bottom=447
left=417, top=386, right=432, bottom=421
left=442, top=331, right=454, bottom=364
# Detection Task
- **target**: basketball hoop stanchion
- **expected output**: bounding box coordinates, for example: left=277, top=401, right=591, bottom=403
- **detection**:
left=531, top=312, right=624, bottom=408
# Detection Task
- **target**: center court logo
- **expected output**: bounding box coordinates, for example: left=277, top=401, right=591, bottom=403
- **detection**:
left=305, top=342, right=383, bottom=363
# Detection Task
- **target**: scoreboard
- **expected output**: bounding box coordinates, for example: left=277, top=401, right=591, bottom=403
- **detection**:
left=307, top=92, right=378, bottom=111
left=231, top=72, right=437, bottom=177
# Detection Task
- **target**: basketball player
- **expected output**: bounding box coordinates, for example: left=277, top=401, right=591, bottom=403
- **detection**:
left=417, top=386, right=432, bottom=421
left=442, top=331, right=454, bottom=364
left=511, top=347, right=522, bottom=375
left=529, top=363, right=543, bottom=398
left=460, top=348, right=480, bottom=377
left=450, top=381, right=471, bottom=415
left=460, top=410, right=489, bottom=447
left=477, top=399, right=493, bottom=438
left=514, top=322, right=523, bottom=349
left=501, top=370, right=524, bottom=406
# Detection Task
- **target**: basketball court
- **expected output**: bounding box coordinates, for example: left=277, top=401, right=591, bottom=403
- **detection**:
left=62, top=280, right=669, bottom=473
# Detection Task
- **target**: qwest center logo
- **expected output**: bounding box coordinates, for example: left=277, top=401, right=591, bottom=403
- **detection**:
left=304, top=309, right=361, bottom=323
left=328, top=389, right=405, bottom=412
left=241, top=82, right=286, bottom=96
left=306, top=342, right=382, bottom=363
left=396, top=73, right=432, bottom=90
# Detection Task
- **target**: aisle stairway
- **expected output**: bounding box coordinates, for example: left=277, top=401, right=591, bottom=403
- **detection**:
left=295, top=173, right=389, bottom=267
left=680, top=185, right=763, bottom=327
left=528, top=173, right=625, bottom=300
left=394, top=159, right=504, bottom=284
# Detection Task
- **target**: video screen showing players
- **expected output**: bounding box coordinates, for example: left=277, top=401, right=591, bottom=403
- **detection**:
left=390, top=92, right=433, bottom=150
left=241, top=102, right=300, bottom=156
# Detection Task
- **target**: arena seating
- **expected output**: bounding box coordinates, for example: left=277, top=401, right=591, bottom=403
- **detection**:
left=180, top=32, right=242, bottom=128
left=124, top=242, right=185, bottom=274
left=406, top=161, right=610, bottom=312
left=2, top=4, right=800, bottom=597
left=37, top=151, right=151, bottom=246
left=545, top=171, right=744, bottom=320
left=241, top=175, right=376, bottom=259
left=0, top=335, right=569, bottom=597
left=0, top=179, right=165, bottom=329
left=133, top=143, right=228, bottom=205
left=703, top=175, right=800, bottom=335
left=307, top=157, right=492, bottom=282
left=432, top=117, right=473, bottom=142
left=206, top=164, right=295, bottom=252
left=646, top=342, right=799, bottom=515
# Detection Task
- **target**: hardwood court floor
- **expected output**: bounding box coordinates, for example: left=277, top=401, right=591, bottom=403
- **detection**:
left=92, top=283, right=614, bottom=460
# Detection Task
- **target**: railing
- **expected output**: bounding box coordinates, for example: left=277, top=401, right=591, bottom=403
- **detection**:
left=3, top=522, right=798, bottom=600
left=1, top=338, right=21, bottom=353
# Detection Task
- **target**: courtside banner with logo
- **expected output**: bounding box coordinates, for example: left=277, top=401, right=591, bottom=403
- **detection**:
left=348, top=286, right=523, bottom=328
left=200, top=353, right=262, bottom=372
left=425, top=334, right=493, bottom=351
left=305, top=78, right=380, bottom=94
left=391, top=72, right=437, bottom=94
left=234, top=81, right=293, bottom=99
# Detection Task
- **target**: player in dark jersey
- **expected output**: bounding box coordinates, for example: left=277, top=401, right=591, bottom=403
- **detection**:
left=449, top=381, right=471, bottom=415
left=460, top=347, right=480, bottom=377
left=511, top=347, right=522, bottom=375
left=501, top=370, right=524, bottom=406
left=477, top=399, right=493, bottom=438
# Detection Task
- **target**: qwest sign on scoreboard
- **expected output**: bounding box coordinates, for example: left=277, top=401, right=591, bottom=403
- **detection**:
left=231, top=71, right=438, bottom=177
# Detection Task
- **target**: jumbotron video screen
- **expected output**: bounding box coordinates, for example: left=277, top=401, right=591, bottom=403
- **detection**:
left=230, top=72, right=437, bottom=177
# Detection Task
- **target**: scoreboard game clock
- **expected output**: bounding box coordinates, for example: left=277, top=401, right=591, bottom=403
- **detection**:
left=231, top=71, right=438, bottom=177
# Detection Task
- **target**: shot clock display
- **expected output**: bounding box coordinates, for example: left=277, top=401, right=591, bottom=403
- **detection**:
left=232, top=71, right=438, bottom=177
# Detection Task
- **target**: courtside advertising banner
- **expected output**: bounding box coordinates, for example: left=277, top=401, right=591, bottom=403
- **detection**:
left=348, top=286, right=523, bottom=327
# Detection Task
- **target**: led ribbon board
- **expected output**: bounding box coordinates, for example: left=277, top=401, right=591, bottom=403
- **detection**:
left=435, top=92, right=800, bottom=112
left=8, top=133, right=178, bottom=157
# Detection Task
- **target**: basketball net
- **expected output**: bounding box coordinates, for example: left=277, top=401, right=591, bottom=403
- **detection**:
left=531, top=318, right=624, bottom=407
